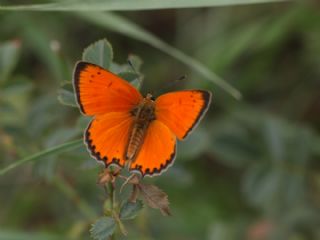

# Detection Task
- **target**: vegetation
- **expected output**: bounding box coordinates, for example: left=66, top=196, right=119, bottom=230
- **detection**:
left=0, top=0, right=319, bottom=239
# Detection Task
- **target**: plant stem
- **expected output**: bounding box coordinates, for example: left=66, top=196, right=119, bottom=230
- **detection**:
left=108, top=181, right=116, bottom=239
left=107, top=178, right=127, bottom=237
left=108, top=182, right=115, bottom=209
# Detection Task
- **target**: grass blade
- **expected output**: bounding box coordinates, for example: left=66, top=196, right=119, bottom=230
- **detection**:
left=0, top=230, right=68, bottom=240
left=78, top=12, right=242, bottom=99
left=0, top=0, right=291, bottom=11
left=0, top=40, right=21, bottom=84
left=0, top=139, right=83, bottom=176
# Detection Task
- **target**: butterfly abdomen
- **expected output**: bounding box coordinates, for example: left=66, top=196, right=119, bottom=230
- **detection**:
left=125, top=95, right=156, bottom=162
left=126, top=121, right=148, bottom=160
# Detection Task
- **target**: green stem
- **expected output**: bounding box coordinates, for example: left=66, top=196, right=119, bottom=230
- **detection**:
left=107, top=182, right=116, bottom=240
left=0, top=139, right=83, bottom=176
left=108, top=182, right=115, bottom=209
left=107, top=179, right=127, bottom=238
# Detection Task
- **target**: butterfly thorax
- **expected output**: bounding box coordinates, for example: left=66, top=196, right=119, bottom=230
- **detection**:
left=125, top=94, right=156, bottom=163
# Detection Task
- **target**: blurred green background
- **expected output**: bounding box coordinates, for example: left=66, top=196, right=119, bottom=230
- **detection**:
left=0, top=0, right=320, bottom=239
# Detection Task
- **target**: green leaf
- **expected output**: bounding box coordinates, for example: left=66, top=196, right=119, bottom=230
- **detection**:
left=0, top=0, right=291, bottom=11
left=82, top=39, right=113, bottom=69
left=120, top=200, right=143, bottom=220
left=78, top=12, right=242, bottom=99
left=90, top=217, right=116, bottom=240
left=117, top=71, right=140, bottom=81
left=57, top=89, right=77, bottom=107
left=0, top=40, right=21, bottom=84
left=0, top=139, right=83, bottom=176
left=76, top=116, right=91, bottom=130
left=128, top=54, right=143, bottom=72
left=118, top=72, right=143, bottom=89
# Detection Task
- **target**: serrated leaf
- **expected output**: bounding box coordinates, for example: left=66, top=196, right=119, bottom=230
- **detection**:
left=57, top=89, right=77, bottom=107
left=128, top=54, right=143, bottom=72
left=0, top=40, right=21, bottom=84
left=90, top=217, right=116, bottom=240
left=138, top=183, right=171, bottom=216
left=120, top=200, right=143, bottom=220
left=82, top=39, right=113, bottom=69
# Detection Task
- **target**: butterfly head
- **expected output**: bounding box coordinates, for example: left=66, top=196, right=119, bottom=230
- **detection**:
left=145, top=93, right=155, bottom=101
left=138, top=94, right=156, bottom=122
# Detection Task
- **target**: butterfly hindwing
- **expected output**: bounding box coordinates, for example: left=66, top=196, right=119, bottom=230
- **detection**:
left=155, top=90, right=212, bottom=140
left=129, top=120, right=176, bottom=176
left=85, top=111, right=135, bottom=168
left=73, top=61, right=142, bottom=116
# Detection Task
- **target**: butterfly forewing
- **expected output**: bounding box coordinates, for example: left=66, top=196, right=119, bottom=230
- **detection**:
left=73, top=61, right=142, bottom=116
left=155, top=90, right=212, bottom=140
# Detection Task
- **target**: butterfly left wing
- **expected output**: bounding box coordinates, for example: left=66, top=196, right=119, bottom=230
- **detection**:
left=155, top=90, right=212, bottom=140
left=73, top=61, right=142, bottom=168
left=86, top=111, right=135, bottom=168
left=73, top=61, right=142, bottom=116
left=129, top=120, right=176, bottom=177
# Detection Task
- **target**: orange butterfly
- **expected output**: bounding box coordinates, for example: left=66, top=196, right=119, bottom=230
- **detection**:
left=73, top=61, right=212, bottom=177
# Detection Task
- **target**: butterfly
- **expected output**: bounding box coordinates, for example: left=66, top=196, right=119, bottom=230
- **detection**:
left=73, top=61, right=212, bottom=177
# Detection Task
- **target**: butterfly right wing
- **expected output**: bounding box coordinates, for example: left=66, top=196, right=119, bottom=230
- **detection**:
left=155, top=90, right=211, bottom=140
left=85, top=111, right=135, bottom=168
left=73, top=61, right=142, bottom=116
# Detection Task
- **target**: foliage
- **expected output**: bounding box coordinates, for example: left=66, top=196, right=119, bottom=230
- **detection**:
left=90, top=217, right=116, bottom=240
left=0, top=0, right=319, bottom=240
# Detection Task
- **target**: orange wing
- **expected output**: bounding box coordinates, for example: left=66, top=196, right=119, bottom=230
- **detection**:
left=73, top=61, right=142, bottom=116
left=155, top=90, right=212, bottom=140
left=85, top=111, right=135, bottom=168
left=129, top=120, right=176, bottom=177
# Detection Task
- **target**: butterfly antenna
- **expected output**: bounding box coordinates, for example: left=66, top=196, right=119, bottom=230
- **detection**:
left=127, top=60, right=137, bottom=73
left=154, top=74, right=187, bottom=95
left=170, top=74, right=187, bottom=89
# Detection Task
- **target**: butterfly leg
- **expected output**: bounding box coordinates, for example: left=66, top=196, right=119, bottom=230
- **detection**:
left=120, top=173, right=141, bottom=193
